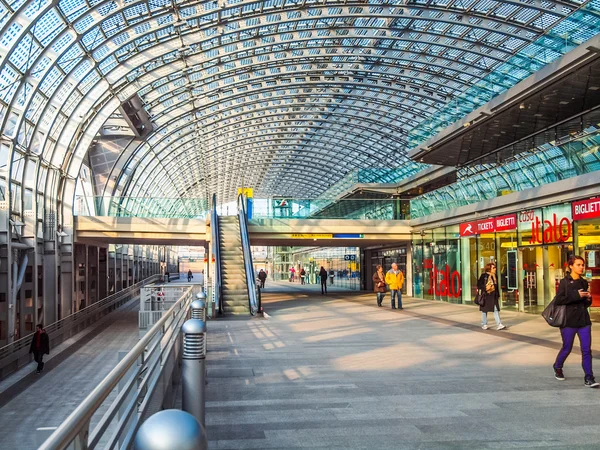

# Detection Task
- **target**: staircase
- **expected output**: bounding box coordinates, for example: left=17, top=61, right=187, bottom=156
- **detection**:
left=218, top=216, right=250, bottom=315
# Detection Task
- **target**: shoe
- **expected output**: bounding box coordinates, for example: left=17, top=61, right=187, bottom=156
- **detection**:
left=398, top=307, right=404, bottom=310
left=584, top=376, right=599, bottom=388
left=496, top=324, right=506, bottom=330
left=391, top=307, right=396, bottom=309
left=482, top=324, right=488, bottom=330
left=554, top=368, right=565, bottom=381
left=36, top=370, right=41, bottom=374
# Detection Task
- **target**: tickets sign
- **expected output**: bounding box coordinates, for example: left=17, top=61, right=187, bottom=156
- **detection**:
left=572, top=198, right=600, bottom=221
left=459, top=214, right=517, bottom=237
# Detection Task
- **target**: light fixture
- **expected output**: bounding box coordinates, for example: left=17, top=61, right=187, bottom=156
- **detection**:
left=57, top=231, right=68, bottom=238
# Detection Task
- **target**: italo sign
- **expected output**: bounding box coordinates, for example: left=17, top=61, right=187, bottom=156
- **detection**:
left=572, top=198, right=600, bottom=221
left=423, top=259, right=461, bottom=298
left=519, top=208, right=572, bottom=244
left=459, top=214, right=517, bottom=237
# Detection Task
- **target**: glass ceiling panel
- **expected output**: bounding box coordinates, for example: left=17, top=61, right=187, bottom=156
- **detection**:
left=0, top=0, right=599, bottom=213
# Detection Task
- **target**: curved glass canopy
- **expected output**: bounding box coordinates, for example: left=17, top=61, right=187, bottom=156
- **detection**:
left=1, top=0, right=600, bottom=214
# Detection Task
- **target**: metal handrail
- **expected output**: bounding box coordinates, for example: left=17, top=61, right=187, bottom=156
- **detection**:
left=38, top=286, right=194, bottom=450
left=0, top=275, right=160, bottom=377
left=211, top=193, right=222, bottom=315
left=238, top=194, right=258, bottom=315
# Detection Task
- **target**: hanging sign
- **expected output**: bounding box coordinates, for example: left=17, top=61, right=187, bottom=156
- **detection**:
left=572, top=198, right=600, bottom=221
left=291, top=234, right=333, bottom=239
left=459, top=221, right=478, bottom=237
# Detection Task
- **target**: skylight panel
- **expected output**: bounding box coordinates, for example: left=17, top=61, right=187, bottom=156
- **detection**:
left=58, top=0, right=86, bottom=21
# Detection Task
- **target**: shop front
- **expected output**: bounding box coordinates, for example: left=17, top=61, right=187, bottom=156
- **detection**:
left=412, top=196, right=600, bottom=314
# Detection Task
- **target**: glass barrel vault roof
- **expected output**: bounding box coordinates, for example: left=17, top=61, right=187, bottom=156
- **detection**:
left=1, top=0, right=600, bottom=211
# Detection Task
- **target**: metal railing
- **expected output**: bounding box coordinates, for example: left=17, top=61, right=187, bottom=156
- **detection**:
left=39, top=285, right=194, bottom=450
left=0, top=275, right=160, bottom=380
left=238, top=195, right=259, bottom=315
left=211, top=193, right=222, bottom=315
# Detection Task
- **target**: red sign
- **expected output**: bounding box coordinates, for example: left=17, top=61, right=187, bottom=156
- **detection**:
left=460, top=221, right=478, bottom=237
left=572, top=198, right=600, bottom=221
left=424, top=259, right=461, bottom=298
left=528, top=213, right=571, bottom=244
left=476, top=218, right=495, bottom=234
left=495, top=214, right=517, bottom=231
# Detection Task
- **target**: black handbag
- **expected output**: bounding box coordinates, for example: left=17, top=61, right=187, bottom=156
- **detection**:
left=542, top=279, right=568, bottom=327
left=473, top=290, right=484, bottom=306
left=541, top=298, right=567, bottom=327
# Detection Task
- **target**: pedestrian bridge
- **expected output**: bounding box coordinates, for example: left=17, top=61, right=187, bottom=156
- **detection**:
left=74, top=216, right=411, bottom=246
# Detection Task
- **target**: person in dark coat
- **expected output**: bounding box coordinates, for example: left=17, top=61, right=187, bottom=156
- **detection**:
left=29, top=324, right=50, bottom=374
left=553, top=255, right=598, bottom=387
left=373, top=265, right=386, bottom=307
left=258, top=269, right=267, bottom=288
left=187, top=269, right=193, bottom=282
left=319, top=266, right=328, bottom=295
left=477, top=263, right=506, bottom=330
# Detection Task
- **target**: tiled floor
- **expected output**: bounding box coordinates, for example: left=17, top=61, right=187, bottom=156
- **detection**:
left=205, top=284, right=600, bottom=449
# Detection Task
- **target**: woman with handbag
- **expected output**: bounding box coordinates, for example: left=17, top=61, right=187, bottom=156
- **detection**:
left=373, top=265, right=386, bottom=307
left=477, top=263, right=506, bottom=330
left=552, top=255, right=598, bottom=387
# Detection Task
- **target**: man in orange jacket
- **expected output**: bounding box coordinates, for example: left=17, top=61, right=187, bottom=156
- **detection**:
left=385, top=263, right=405, bottom=309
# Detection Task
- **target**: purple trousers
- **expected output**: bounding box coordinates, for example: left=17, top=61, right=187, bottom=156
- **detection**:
left=554, top=325, right=593, bottom=377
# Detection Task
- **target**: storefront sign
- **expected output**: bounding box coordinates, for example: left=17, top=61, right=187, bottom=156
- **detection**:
left=291, top=234, right=333, bottom=238
left=572, top=198, right=600, bottom=221
left=423, top=259, right=461, bottom=298
left=459, top=221, right=477, bottom=237
left=518, top=206, right=572, bottom=245
left=495, top=214, right=517, bottom=231
left=459, top=214, right=516, bottom=237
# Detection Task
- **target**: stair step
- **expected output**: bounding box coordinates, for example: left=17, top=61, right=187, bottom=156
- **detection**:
left=223, top=306, right=250, bottom=313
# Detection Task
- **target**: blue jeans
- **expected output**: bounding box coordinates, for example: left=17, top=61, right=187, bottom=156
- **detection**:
left=391, top=290, right=402, bottom=308
left=554, top=325, right=593, bottom=377
left=481, top=306, right=501, bottom=326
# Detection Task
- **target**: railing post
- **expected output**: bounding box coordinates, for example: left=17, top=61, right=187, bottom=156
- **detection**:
left=134, top=409, right=207, bottom=450
left=181, top=319, right=207, bottom=428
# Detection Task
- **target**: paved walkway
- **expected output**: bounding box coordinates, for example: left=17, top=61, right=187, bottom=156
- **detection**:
left=0, top=306, right=141, bottom=450
left=206, top=285, right=600, bottom=449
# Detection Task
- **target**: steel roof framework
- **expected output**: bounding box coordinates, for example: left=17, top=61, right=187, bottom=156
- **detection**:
left=0, top=0, right=598, bottom=218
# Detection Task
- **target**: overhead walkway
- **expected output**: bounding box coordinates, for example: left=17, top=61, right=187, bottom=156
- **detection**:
left=74, top=216, right=411, bottom=246
left=205, top=287, right=600, bottom=449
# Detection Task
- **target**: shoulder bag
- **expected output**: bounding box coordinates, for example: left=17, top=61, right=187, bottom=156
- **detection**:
left=541, top=279, right=568, bottom=328
left=473, top=289, right=485, bottom=306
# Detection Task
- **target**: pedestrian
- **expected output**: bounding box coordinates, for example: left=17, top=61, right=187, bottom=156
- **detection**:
left=373, top=265, right=386, bottom=307
left=329, top=269, right=334, bottom=286
left=187, top=269, right=193, bottom=282
left=319, top=266, right=328, bottom=294
left=289, top=266, right=296, bottom=282
left=300, top=268, right=306, bottom=285
left=165, top=270, right=170, bottom=283
left=258, top=268, right=267, bottom=288
left=477, top=263, right=506, bottom=330
left=385, top=263, right=405, bottom=309
left=553, top=255, right=598, bottom=387
left=29, top=324, right=50, bottom=374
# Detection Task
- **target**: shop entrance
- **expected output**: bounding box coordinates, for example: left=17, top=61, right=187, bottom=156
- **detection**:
left=521, top=245, right=572, bottom=313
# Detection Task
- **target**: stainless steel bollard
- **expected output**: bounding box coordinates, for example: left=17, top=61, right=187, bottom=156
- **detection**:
left=190, top=299, right=206, bottom=321
left=134, top=409, right=208, bottom=450
left=181, top=319, right=207, bottom=428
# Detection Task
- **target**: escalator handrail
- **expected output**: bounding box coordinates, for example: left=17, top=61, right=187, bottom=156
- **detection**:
left=237, top=194, right=258, bottom=315
left=211, top=193, right=222, bottom=315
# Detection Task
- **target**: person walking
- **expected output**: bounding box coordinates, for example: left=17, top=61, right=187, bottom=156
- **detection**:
left=329, top=269, right=335, bottom=286
left=29, top=324, right=50, bottom=374
left=187, top=269, right=193, bottom=282
left=258, top=268, right=267, bottom=288
left=373, top=265, right=386, bottom=307
left=553, top=255, right=598, bottom=387
left=300, top=268, right=306, bottom=285
left=477, top=262, right=506, bottom=330
left=289, top=266, right=296, bottom=282
left=385, top=263, right=405, bottom=309
left=319, top=266, right=328, bottom=295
